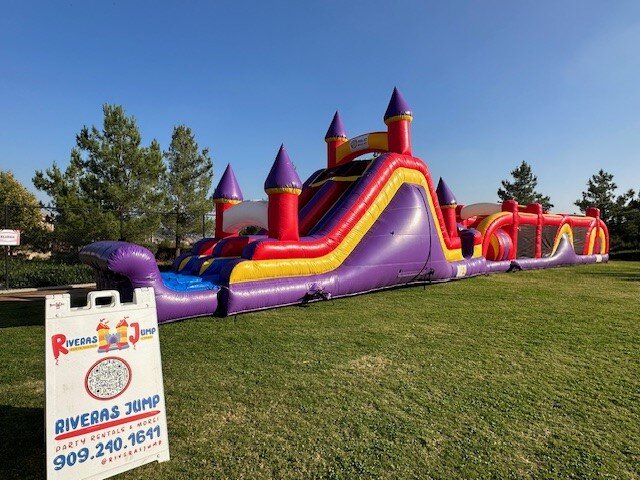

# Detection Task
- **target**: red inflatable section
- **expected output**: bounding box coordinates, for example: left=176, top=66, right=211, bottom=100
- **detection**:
left=267, top=192, right=300, bottom=241
left=247, top=154, right=472, bottom=261
left=299, top=181, right=351, bottom=236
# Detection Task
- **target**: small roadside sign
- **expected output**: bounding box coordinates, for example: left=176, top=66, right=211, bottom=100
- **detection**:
left=45, top=288, right=170, bottom=480
left=0, top=229, right=20, bottom=246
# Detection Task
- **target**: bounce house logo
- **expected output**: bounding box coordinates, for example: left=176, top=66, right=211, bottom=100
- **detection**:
left=50, top=318, right=151, bottom=363
left=96, top=317, right=138, bottom=353
left=349, top=134, right=369, bottom=151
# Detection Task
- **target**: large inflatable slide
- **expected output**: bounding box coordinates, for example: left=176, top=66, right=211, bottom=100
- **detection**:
left=80, top=89, right=609, bottom=323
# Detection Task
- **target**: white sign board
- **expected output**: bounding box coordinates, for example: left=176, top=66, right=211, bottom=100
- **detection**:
left=349, top=134, right=370, bottom=152
left=0, top=229, right=20, bottom=246
left=45, top=288, right=170, bottom=480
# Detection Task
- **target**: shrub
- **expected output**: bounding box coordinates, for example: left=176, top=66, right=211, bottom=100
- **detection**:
left=2, top=258, right=95, bottom=289
left=609, top=250, right=640, bottom=261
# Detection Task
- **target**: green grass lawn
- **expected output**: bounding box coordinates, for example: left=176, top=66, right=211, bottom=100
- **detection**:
left=1, top=262, right=639, bottom=479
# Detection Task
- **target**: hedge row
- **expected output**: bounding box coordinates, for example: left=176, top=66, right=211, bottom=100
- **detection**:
left=609, top=250, right=640, bottom=261
left=2, top=258, right=95, bottom=289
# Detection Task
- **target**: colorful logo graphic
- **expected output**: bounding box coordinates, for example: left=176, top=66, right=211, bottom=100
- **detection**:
left=50, top=318, right=150, bottom=362
left=97, top=317, right=135, bottom=353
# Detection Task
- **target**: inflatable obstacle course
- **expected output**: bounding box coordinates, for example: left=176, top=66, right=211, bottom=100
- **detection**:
left=80, top=88, right=609, bottom=323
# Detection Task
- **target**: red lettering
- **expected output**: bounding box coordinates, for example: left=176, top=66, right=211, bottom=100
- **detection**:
left=51, top=334, right=68, bottom=360
left=129, top=323, right=140, bottom=345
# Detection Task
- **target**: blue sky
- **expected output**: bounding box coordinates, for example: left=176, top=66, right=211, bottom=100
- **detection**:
left=1, top=0, right=639, bottom=213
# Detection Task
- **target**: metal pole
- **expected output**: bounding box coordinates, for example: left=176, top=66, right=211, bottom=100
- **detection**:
left=5, top=246, right=9, bottom=290
left=4, top=205, right=8, bottom=290
left=175, top=210, right=180, bottom=256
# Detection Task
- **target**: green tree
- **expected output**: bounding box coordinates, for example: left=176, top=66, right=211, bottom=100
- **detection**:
left=163, top=125, right=213, bottom=256
left=618, top=194, right=640, bottom=250
left=498, top=161, right=553, bottom=211
left=0, top=171, right=42, bottom=231
left=575, top=170, right=637, bottom=250
left=0, top=170, right=52, bottom=252
left=34, top=104, right=166, bottom=250
left=574, top=170, right=626, bottom=223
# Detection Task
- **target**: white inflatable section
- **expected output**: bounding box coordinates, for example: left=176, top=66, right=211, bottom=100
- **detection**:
left=460, top=202, right=503, bottom=220
left=222, top=200, right=269, bottom=232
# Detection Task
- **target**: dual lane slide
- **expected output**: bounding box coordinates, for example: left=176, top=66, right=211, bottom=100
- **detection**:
left=81, top=88, right=608, bottom=323
left=81, top=152, right=607, bottom=323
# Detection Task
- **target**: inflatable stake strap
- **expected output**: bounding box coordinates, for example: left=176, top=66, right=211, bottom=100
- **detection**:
left=45, top=288, right=170, bottom=480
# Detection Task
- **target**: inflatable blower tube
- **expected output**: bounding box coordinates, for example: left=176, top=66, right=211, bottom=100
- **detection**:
left=460, top=203, right=502, bottom=220
left=222, top=201, right=268, bottom=232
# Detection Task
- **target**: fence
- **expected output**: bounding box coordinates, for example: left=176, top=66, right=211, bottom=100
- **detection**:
left=1, top=203, right=216, bottom=289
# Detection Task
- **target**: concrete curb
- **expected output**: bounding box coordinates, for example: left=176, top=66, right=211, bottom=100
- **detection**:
left=0, top=283, right=96, bottom=295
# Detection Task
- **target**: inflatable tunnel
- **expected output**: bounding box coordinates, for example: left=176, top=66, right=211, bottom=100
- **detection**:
left=80, top=88, right=609, bottom=323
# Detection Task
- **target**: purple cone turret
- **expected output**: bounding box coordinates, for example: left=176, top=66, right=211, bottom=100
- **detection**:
left=213, top=164, right=243, bottom=238
left=213, top=164, right=243, bottom=203
left=264, top=145, right=302, bottom=194
left=437, top=177, right=458, bottom=239
left=384, top=87, right=413, bottom=123
left=265, top=145, right=301, bottom=241
left=436, top=177, right=457, bottom=206
left=325, top=111, right=348, bottom=168
left=325, top=111, right=347, bottom=141
left=384, top=87, right=413, bottom=155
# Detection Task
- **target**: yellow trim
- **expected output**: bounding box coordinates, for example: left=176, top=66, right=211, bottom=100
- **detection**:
left=599, top=229, right=607, bottom=254
left=178, top=255, right=208, bottom=272
left=229, top=168, right=480, bottom=284
left=551, top=224, right=574, bottom=256
left=587, top=228, right=596, bottom=255
left=200, top=256, right=241, bottom=275
left=69, top=344, right=97, bottom=352
left=384, top=114, right=413, bottom=125
left=475, top=212, right=511, bottom=236
left=586, top=226, right=607, bottom=255
left=199, top=258, right=215, bottom=275
left=213, top=198, right=241, bottom=204
left=336, top=132, right=388, bottom=164
left=310, top=175, right=362, bottom=188
left=178, top=256, right=193, bottom=272
left=325, top=136, right=347, bottom=142
left=489, top=234, right=500, bottom=258
left=265, top=187, right=302, bottom=195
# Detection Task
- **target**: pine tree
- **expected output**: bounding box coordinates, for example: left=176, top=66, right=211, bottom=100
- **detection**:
left=618, top=193, right=640, bottom=250
left=163, top=125, right=213, bottom=256
left=574, top=170, right=621, bottom=222
left=575, top=170, right=637, bottom=250
left=34, top=104, right=166, bottom=250
left=497, top=161, right=553, bottom=211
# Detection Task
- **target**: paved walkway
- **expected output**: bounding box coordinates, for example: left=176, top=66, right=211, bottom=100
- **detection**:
left=0, top=285, right=95, bottom=303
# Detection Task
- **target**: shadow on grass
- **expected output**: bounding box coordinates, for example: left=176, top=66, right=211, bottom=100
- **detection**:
left=579, top=265, right=640, bottom=282
left=0, top=289, right=94, bottom=328
left=0, top=298, right=44, bottom=328
left=0, top=405, right=45, bottom=479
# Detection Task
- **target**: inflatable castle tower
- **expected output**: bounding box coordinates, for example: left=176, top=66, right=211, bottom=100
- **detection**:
left=79, top=87, right=610, bottom=323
